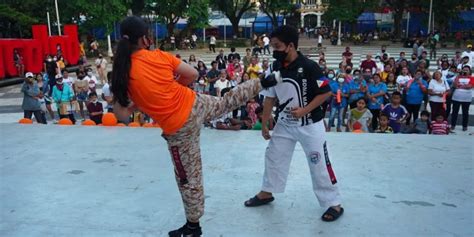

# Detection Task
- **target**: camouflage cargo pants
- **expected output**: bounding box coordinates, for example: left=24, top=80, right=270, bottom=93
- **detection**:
left=162, top=79, right=262, bottom=222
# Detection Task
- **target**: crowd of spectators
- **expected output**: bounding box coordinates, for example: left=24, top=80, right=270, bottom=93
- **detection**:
left=20, top=37, right=473, bottom=135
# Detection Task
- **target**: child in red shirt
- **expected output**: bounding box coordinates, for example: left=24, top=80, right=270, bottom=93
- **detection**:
left=430, top=114, right=449, bottom=135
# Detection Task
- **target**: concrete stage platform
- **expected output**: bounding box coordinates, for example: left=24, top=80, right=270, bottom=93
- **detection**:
left=1, top=124, right=473, bottom=237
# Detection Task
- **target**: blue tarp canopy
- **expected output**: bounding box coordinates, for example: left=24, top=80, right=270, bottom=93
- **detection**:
left=451, top=11, right=474, bottom=32
left=357, top=13, right=376, bottom=33
left=253, top=15, right=283, bottom=33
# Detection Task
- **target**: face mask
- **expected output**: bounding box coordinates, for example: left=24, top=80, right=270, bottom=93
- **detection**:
left=87, top=72, right=93, bottom=76
left=328, top=74, right=334, bottom=79
left=337, top=78, right=345, bottom=83
left=92, top=99, right=98, bottom=103
left=363, top=75, right=370, bottom=81
left=99, top=56, right=103, bottom=59
left=53, top=57, right=57, bottom=61
left=47, top=58, right=52, bottom=62
left=353, top=75, right=360, bottom=80
left=272, top=48, right=288, bottom=62
left=382, top=49, right=386, bottom=53
left=346, top=69, right=352, bottom=74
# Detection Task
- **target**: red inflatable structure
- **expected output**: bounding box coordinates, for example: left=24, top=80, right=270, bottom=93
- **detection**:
left=0, top=24, right=80, bottom=79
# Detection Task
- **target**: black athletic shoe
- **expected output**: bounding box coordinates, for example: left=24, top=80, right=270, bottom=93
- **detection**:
left=168, top=224, right=202, bottom=237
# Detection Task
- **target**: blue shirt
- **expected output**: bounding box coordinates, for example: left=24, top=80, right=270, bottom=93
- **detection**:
left=348, top=79, right=367, bottom=103
left=382, top=104, right=408, bottom=133
left=330, top=82, right=349, bottom=108
left=367, top=82, right=387, bottom=109
left=406, top=79, right=428, bottom=105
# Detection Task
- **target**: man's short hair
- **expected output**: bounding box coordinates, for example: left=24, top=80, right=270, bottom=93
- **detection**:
left=270, top=25, right=299, bottom=49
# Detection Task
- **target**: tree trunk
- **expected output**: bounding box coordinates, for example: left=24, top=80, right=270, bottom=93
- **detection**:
left=230, top=19, right=240, bottom=38
left=272, top=13, right=279, bottom=29
left=167, top=22, right=175, bottom=37
left=393, top=10, right=403, bottom=39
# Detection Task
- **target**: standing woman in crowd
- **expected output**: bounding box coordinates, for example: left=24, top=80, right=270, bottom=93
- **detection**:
left=73, top=70, right=89, bottom=120
left=450, top=66, right=473, bottom=131
left=428, top=71, right=450, bottom=121
left=367, top=73, right=387, bottom=131
left=188, top=54, right=198, bottom=68
left=385, top=72, right=399, bottom=100
left=52, top=74, right=76, bottom=124
left=111, top=16, right=277, bottom=237
left=196, top=61, right=208, bottom=94
left=404, top=70, right=428, bottom=125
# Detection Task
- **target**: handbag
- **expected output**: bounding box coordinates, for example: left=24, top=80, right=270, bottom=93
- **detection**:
left=58, top=87, right=72, bottom=115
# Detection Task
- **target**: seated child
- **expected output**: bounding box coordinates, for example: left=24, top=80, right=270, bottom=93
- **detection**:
left=86, top=92, right=103, bottom=124
left=375, top=113, right=394, bottom=133
left=252, top=106, right=274, bottom=131
left=347, top=98, right=372, bottom=133
left=430, top=114, right=449, bottom=135
left=404, top=110, right=430, bottom=134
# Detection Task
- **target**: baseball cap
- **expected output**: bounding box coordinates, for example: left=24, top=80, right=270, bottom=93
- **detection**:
left=55, top=74, right=63, bottom=80
left=25, top=72, right=34, bottom=78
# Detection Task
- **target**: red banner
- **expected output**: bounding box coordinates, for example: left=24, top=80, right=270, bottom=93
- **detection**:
left=0, top=24, right=80, bottom=79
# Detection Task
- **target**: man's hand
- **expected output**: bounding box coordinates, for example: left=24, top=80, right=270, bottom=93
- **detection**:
left=291, top=107, right=308, bottom=119
left=262, top=126, right=271, bottom=140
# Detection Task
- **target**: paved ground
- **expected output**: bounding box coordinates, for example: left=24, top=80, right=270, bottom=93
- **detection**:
left=0, top=124, right=472, bottom=236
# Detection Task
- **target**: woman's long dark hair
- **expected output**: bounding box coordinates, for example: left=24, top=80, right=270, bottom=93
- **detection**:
left=112, top=16, right=149, bottom=107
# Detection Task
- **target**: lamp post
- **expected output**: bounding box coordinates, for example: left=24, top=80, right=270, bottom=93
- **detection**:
left=47, top=12, right=52, bottom=36
left=337, top=20, right=341, bottom=46
left=54, top=0, right=61, bottom=35
left=406, top=11, right=410, bottom=38
left=427, top=0, right=433, bottom=34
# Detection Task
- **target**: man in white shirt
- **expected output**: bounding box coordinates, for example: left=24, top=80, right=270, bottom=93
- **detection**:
left=61, top=70, right=75, bottom=88
left=461, top=44, right=474, bottom=68
left=209, top=35, right=216, bottom=53
left=263, top=34, right=270, bottom=55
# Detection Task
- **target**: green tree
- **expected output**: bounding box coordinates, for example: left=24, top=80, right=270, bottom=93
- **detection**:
left=213, top=0, right=256, bottom=37
left=324, top=0, right=378, bottom=23
left=384, top=0, right=416, bottom=38
left=258, top=0, right=294, bottom=29
left=0, top=0, right=49, bottom=37
left=58, top=0, right=127, bottom=35
left=419, top=0, right=470, bottom=32
left=147, top=0, right=208, bottom=37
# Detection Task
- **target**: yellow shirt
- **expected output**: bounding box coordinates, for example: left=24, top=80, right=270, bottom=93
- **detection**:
left=246, top=64, right=262, bottom=80
left=380, top=71, right=389, bottom=82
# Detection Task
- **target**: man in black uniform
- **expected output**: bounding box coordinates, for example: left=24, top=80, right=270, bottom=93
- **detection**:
left=244, top=25, right=344, bottom=222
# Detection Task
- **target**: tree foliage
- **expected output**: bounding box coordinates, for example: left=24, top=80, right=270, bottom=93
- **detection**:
left=259, top=0, right=294, bottom=28
left=384, top=0, right=471, bottom=37
left=146, top=0, right=209, bottom=37
left=213, top=0, right=256, bottom=37
left=323, top=0, right=378, bottom=23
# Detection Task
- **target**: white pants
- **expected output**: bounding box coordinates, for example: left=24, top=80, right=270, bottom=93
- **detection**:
left=262, top=120, right=342, bottom=208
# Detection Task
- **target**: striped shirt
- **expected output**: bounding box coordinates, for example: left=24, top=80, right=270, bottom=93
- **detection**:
left=431, top=121, right=448, bottom=135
